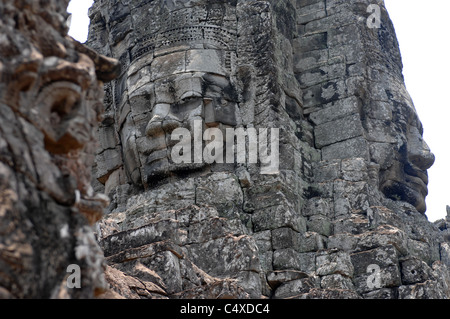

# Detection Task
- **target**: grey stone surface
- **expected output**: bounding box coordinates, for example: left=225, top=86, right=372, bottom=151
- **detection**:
left=86, top=0, right=450, bottom=299
left=0, top=0, right=119, bottom=298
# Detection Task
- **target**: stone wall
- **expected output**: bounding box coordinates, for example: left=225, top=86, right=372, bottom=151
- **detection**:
left=0, top=0, right=446, bottom=299
left=0, top=0, right=119, bottom=298
left=87, top=0, right=450, bottom=299
left=294, top=0, right=450, bottom=298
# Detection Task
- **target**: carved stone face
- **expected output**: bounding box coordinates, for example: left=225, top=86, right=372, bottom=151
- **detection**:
left=33, top=55, right=99, bottom=155
left=103, top=0, right=435, bottom=215
left=359, top=12, right=435, bottom=215
left=123, top=49, right=238, bottom=187
left=377, top=102, right=434, bottom=214
left=1, top=4, right=118, bottom=201
left=365, top=81, right=434, bottom=214
left=115, top=0, right=240, bottom=188
left=0, top=0, right=120, bottom=298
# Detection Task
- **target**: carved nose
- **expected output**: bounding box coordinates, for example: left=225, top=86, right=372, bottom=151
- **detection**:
left=407, top=129, right=435, bottom=170
left=146, top=114, right=182, bottom=137
left=408, top=147, right=435, bottom=171
left=146, top=103, right=170, bottom=136
left=146, top=115, right=164, bottom=136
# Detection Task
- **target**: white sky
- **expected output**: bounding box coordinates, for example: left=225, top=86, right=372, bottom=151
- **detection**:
left=67, top=0, right=93, bottom=43
left=384, top=0, right=450, bottom=222
left=68, top=1, right=450, bottom=222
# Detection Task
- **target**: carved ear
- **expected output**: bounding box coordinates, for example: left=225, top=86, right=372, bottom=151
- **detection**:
left=203, top=98, right=217, bottom=127
left=68, top=36, right=121, bottom=82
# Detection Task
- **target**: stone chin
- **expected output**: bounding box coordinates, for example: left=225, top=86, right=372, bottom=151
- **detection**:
left=381, top=178, right=428, bottom=214
left=142, top=157, right=207, bottom=187
left=379, top=140, right=434, bottom=215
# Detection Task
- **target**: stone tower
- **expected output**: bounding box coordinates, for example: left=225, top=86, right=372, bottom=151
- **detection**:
left=88, top=0, right=450, bottom=298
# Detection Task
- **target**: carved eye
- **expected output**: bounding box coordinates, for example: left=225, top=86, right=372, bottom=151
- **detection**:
left=179, top=91, right=202, bottom=103
left=34, top=81, right=84, bottom=149
left=181, top=96, right=195, bottom=102
left=36, top=82, right=82, bottom=123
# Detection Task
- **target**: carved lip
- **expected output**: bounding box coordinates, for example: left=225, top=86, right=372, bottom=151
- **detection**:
left=381, top=179, right=427, bottom=214
left=404, top=162, right=429, bottom=194
left=405, top=173, right=428, bottom=197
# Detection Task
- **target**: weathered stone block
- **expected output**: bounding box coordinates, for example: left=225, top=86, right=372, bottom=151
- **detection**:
left=186, top=235, right=261, bottom=276
left=312, top=160, right=341, bottom=183
left=362, top=288, right=396, bottom=299
left=302, top=78, right=346, bottom=108
left=273, top=278, right=315, bottom=299
left=322, top=137, right=370, bottom=161
left=307, top=215, right=333, bottom=236
left=351, top=245, right=402, bottom=293
left=273, top=249, right=315, bottom=274
left=398, top=281, right=447, bottom=299
left=96, top=146, right=123, bottom=183
left=298, top=62, right=346, bottom=87
left=267, top=270, right=309, bottom=289
left=272, top=227, right=301, bottom=250
left=327, top=233, right=359, bottom=252
left=333, top=197, right=352, bottom=218
left=273, top=248, right=302, bottom=271
left=150, top=51, right=186, bottom=82
left=293, top=32, right=328, bottom=53
left=309, top=96, right=360, bottom=126
left=400, top=258, right=432, bottom=285
left=320, top=274, right=354, bottom=290
left=333, top=214, right=370, bottom=235
left=252, top=205, right=306, bottom=233
left=104, top=167, right=126, bottom=195
left=364, top=118, right=396, bottom=143
left=316, top=250, right=354, bottom=277
left=341, top=158, right=368, bottom=182
left=303, top=197, right=332, bottom=217
left=441, top=243, right=450, bottom=268
left=298, top=231, right=327, bottom=252
left=139, top=251, right=183, bottom=295
left=100, top=219, right=182, bottom=257
left=314, top=114, right=364, bottom=148
left=297, top=8, right=326, bottom=25
left=195, top=172, right=244, bottom=217
left=406, top=239, right=434, bottom=265
left=98, top=124, right=120, bottom=151
left=355, top=225, right=408, bottom=256
left=294, top=48, right=328, bottom=73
